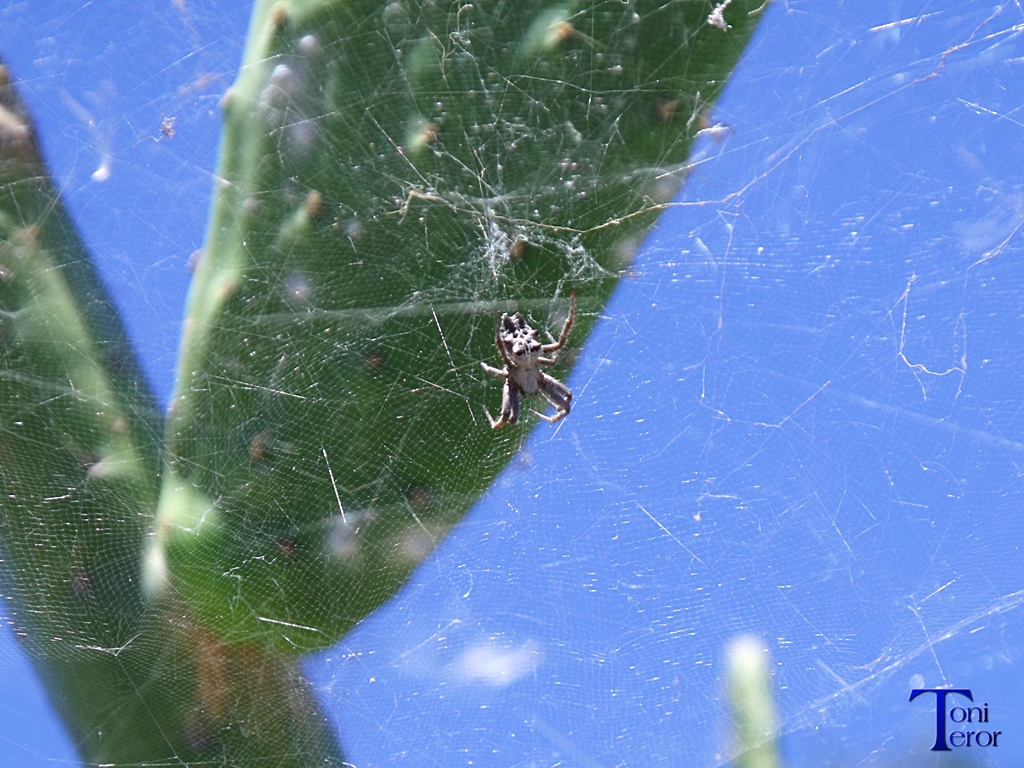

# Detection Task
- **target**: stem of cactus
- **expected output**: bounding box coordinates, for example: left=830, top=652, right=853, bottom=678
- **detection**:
left=727, top=635, right=781, bottom=768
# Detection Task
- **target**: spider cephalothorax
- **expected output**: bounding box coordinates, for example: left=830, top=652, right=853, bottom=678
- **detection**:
left=481, top=293, right=575, bottom=430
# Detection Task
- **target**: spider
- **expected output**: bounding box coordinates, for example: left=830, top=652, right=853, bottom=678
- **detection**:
left=481, top=292, right=575, bottom=430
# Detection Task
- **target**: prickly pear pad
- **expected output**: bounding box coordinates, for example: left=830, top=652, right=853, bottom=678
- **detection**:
left=148, top=0, right=763, bottom=654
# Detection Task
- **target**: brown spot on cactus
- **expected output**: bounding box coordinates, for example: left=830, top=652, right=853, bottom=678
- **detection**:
left=305, top=190, right=325, bottom=220
left=270, top=2, right=288, bottom=31
left=364, top=348, right=386, bottom=371
left=509, top=233, right=529, bottom=260
left=656, top=95, right=682, bottom=123
left=277, top=538, right=297, bottom=558
left=248, top=431, right=272, bottom=464
left=408, top=485, right=432, bottom=511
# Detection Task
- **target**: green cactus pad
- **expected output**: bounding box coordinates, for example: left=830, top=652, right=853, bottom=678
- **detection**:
left=0, top=60, right=347, bottom=766
left=148, top=0, right=766, bottom=653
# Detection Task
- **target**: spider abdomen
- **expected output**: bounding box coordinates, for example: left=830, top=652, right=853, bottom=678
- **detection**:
left=510, top=367, right=542, bottom=395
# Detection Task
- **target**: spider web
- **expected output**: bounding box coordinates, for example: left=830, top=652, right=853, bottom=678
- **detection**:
left=2, top=1, right=1024, bottom=766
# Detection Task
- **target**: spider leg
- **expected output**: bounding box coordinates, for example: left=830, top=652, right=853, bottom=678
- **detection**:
left=532, top=409, right=565, bottom=424
left=485, top=381, right=518, bottom=430
left=540, top=371, right=572, bottom=402
left=531, top=401, right=569, bottom=423
left=494, top=311, right=515, bottom=369
left=480, top=362, right=509, bottom=378
left=508, top=386, right=520, bottom=424
left=483, top=405, right=502, bottom=429
left=530, top=372, right=572, bottom=423
left=540, top=290, right=575, bottom=354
